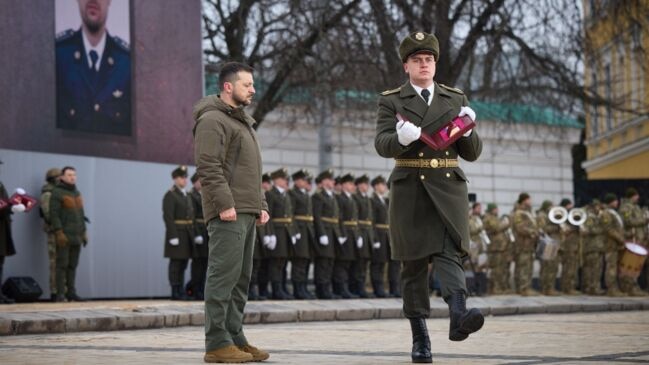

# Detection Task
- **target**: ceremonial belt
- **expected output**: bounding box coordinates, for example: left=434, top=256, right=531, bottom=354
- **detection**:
left=272, top=217, right=293, bottom=224
left=358, top=220, right=373, bottom=226
left=294, top=215, right=314, bottom=222
left=321, top=217, right=339, bottom=224
left=195, top=219, right=205, bottom=224
left=343, top=220, right=358, bottom=227
left=395, top=158, right=458, bottom=169
left=375, top=224, right=390, bottom=230
left=174, top=220, right=193, bottom=225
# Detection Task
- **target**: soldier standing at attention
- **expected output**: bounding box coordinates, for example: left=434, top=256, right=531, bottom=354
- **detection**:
left=581, top=200, right=605, bottom=295
left=189, top=173, right=208, bottom=300
left=558, top=198, right=580, bottom=295
left=619, top=188, right=648, bottom=296
left=264, top=168, right=296, bottom=300
left=335, top=173, right=360, bottom=299
left=312, top=169, right=342, bottom=299
left=537, top=200, right=561, bottom=296
left=40, top=168, right=62, bottom=301
left=256, top=173, right=272, bottom=299
left=163, top=166, right=194, bottom=301
left=483, top=203, right=511, bottom=295
left=512, top=193, right=540, bottom=296
left=194, top=62, right=270, bottom=362
left=374, top=31, right=484, bottom=363
left=351, top=174, right=374, bottom=298
left=370, top=175, right=391, bottom=298
left=600, top=193, right=626, bottom=297
left=288, top=169, right=316, bottom=300
left=50, top=166, right=87, bottom=302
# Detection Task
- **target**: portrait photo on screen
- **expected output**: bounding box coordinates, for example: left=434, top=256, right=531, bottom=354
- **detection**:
left=55, top=0, right=131, bottom=136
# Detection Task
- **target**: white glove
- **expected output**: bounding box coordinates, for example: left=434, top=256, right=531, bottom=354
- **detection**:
left=396, top=120, right=421, bottom=146
left=295, top=233, right=301, bottom=240
left=319, top=235, right=329, bottom=246
left=169, top=238, right=180, bottom=246
left=264, top=236, right=277, bottom=250
left=291, top=236, right=297, bottom=245
left=372, top=242, right=381, bottom=249
left=338, top=237, right=347, bottom=245
left=15, top=188, right=26, bottom=195
left=263, top=235, right=271, bottom=246
left=270, top=235, right=277, bottom=246
left=11, top=204, right=26, bottom=213
left=194, top=236, right=204, bottom=244
left=458, top=106, right=476, bottom=121
left=356, top=237, right=363, bottom=249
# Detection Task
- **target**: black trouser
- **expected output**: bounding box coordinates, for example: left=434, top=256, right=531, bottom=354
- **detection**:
left=191, top=257, right=208, bottom=293
left=168, top=258, right=188, bottom=286
left=251, top=259, right=261, bottom=285
left=314, top=257, right=334, bottom=285
left=401, top=231, right=467, bottom=318
left=350, top=258, right=369, bottom=289
left=269, top=258, right=287, bottom=283
left=258, top=259, right=270, bottom=294
left=389, top=259, right=401, bottom=287
left=291, top=258, right=310, bottom=283
left=333, top=259, right=352, bottom=284
left=56, top=244, right=81, bottom=296
left=370, top=261, right=386, bottom=283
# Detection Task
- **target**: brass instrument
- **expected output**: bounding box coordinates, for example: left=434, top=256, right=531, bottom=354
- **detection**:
left=568, top=207, right=587, bottom=226
left=548, top=206, right=568, bottom=224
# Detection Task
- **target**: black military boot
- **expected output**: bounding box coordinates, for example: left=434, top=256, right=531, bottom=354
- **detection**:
left=390, top=281, right=402, bottom=298
left=447, top=292, right=484, bottom=341
left=357, top=281, right=374, bottom=298
left=373, top=280, right=388, bottom=298
left=409, top=317, right=432, bottom=363
left=303, top=283, right=316, bottom=299
left=272, top=282, right=293, bottom=300
left=248, top=284, right=260, bottom=301
left=66, top=293, right=86, bottom=302
left=171, top=285, right=190, bottom=301
left=316, top=284, right=330, bottom=299
left=293, top=282, right=307, bottom=300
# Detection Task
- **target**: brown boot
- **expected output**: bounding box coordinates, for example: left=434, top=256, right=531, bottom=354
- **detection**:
left=238, top=344, right=270, bottom=362
left=542, top=289, right=560, bottom=296
left=606, top=288, right=627, bottom=297
left=627, top=287, right=649, bottom=297
left=204, top=345, right=253, bottom=363
left=519, top=288, right=539, bottom=297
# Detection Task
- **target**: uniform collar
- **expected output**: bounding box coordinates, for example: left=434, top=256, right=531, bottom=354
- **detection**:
left=81, top=29, right=107, bottom=72
left=410, top=82, right=434, bottom=105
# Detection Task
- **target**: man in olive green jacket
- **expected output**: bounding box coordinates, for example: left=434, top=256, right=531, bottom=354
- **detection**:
left=194, top=62, right=270, bottom=363
left=601, top=193, right=625, bottom=297
left=50, top=166, right=87, bottom=302
left=374, top=31, right=483, bottom=364
left=619, top=188, right=648, bottom=296
left=512, top=193, right=539, bottom=296
left=40, top=168, right=61, bottom=301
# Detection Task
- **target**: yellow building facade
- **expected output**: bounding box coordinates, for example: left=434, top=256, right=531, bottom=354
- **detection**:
left=582, top=0, right=649, bottom=179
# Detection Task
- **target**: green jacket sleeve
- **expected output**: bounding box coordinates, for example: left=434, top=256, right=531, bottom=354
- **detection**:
left=374, top=96, right=409, bottom=158
left=163, top=192, right=179, bottom=239
left=50, top=189, right=63, bottom=231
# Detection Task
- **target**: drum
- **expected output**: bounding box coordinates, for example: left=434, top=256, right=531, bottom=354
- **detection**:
left=619, top=242, right=648, bottom=279
left=536, top=234, right=559, bottom=261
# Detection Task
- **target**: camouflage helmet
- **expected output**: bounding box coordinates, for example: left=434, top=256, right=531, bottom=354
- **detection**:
left=46, top=168, right=62, bottom=180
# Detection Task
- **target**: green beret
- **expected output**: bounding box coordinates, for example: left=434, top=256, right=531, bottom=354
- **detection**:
left=603, top=193, right=617, bottom=204
left=517, top=192, right=530, bottom=204
left=541, top=200, right=553, bottom=211
left=626, top=187, right=639, bottom=198
left=340, top=173, right=355, bottom=184
left=355, top=174, right=370, bottom=185
left=487, top=203, right=497, bottom=211
left=191, top=172, right=199, bottom=184
left=371, top=175, right=386, bottom=186
left=399, top=31, right=440, bottom=62
left=171, top=165, right=188, bottom=179
left=270, top=167, right=289, bottom=180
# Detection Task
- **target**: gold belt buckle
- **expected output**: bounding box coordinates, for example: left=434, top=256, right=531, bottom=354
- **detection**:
left=429, top=158, right=439, bottom=168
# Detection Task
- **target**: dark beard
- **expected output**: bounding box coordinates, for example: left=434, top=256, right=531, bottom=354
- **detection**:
left=232, top=93, right=251, bottom=107
left=85, top=20, right=102, bottom=34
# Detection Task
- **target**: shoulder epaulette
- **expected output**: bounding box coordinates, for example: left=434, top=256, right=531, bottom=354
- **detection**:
left=439, top=84, right=464, bottom=95
left=380, top=87, right=401, bottom=96
left=56, top=29, right=75, bottom=42
left=112, top=35, right=130, bottom=51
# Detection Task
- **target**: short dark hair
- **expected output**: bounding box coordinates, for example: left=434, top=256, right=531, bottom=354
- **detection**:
left=219, top=62, right=254, bottom=89
left=472, top=202, right=481, bottom=209
left=61, top=166, right=76, bottom=175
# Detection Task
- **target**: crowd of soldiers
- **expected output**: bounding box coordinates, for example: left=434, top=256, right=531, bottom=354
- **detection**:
left=466, top=189, right=649, bottom=297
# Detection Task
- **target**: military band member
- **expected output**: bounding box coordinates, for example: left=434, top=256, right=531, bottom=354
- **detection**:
left=600, top=193, right=626, bottom=297
left=619, top=188, right=648, bottom=296
left=370, top=175, right=391, bottom=298
left=351, top=174, right=374, bottom=298
left=263, top=168, right=296, bottom=300
left=558, top=198, right=580, bottom=294
left=467, top=203, right=488, bottom=295
left=163, top=166, right=194, bottom=301
left=334, top=173, right=360, bottom=299
left=189, top=173, right=208, bottom=300
left=289, top=169, right=316, bottom=300
left=512, top=193, right=539, bottom=296
left=537, top=200, right=561, bottom=296
left=581, top=200, right=605, bottom=295
left=40, top=168, right=62, bottom=301
left=374, top=31, right=484, bottom=363
left=312, top=169, right=342, bottom=299
left=483, top=203, right=512, bottom=295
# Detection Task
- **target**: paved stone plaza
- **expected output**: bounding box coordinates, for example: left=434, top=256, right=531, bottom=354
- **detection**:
left=0, top=311, right=647, bottom=364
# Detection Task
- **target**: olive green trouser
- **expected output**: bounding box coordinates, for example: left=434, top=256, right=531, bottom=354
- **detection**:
left=47, top=233, right=57, bottom=295
left=56, top=243, right=81, bottom=297
left=401, top=230, right=467, bottom=318
left=204, top=214, right=256, bottom=352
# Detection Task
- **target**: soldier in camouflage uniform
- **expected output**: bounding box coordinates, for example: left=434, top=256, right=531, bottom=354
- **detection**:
left=512, top=193, right=540, bottom=296
left=467, top=203, right=488, bottom=295
left=581, top=200, right=605, bottom=295
left=558, top=199, right=580, bottom=295
left=600, top=193, right=626, bottom=297
left=351, top=174, right=374, bottom=298
left=618, top=188, right=648, bottom=296
left=483, top=203, right=512, bottom=295
left=537, top=200, right=561, bottom=296
left=40, top=168, right=61, bottom=301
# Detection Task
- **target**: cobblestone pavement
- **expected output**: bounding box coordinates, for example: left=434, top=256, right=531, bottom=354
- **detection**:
left=0, top=311, right=647, bottom=364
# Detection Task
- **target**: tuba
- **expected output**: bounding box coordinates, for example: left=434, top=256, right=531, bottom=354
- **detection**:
left=568, top=207, right=587, bottom=226
left=548, top=206, right=568, bottom=224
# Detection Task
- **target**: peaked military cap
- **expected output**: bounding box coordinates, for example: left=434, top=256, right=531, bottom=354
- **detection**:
left=316, top=169, right=334, bottom=182
left=355, top=174, right=370, bottom=185
left=399, top=31, right=440, bottom=62
left=270, top=167, right=289, bottom=180
left=292, top=169, right=309, bottom=181
left=371, top=175, right=386, bottom=186
left=262, top=172, right=271, bottom=183
left=517, top=192, right=530, bottom=204
left=340, top=173, right=355, bottom=184
left=191, top=172, right=199, bottom=184
left=603, top=193, right=617, bottom=204
left=334, top=176, right=342, bottom=185
left=172, top=165, right=188, bottom=178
